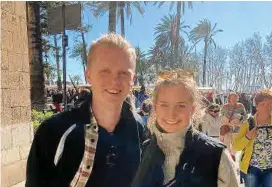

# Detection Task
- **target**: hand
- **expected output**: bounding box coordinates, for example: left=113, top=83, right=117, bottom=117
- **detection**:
left=245, top=127, right=257, bottom=140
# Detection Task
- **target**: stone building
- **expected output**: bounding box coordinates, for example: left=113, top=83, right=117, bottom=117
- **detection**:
left=1, top=1, right=33, bottom=186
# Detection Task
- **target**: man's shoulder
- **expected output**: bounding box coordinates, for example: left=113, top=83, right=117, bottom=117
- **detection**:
left=35, top=108, right=82, bottom=138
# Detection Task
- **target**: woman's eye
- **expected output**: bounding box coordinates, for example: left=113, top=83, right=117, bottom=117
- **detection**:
left=176, top=104, right=185, bottom=108
left=160, top=104, right=169, bottom=108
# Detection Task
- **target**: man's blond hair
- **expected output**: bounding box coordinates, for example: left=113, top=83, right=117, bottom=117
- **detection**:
left=87, top=33, right=136, bottom=68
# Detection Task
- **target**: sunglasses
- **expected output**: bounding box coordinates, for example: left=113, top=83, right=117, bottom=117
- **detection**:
left=209, top=110, right=220, bottom=113
left=106, top=145, right=119, bottom=167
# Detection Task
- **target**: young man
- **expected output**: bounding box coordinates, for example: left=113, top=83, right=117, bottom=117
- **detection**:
left=26, top=33, right=146, bottom=187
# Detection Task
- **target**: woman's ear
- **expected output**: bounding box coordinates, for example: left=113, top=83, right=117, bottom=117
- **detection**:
left=152, top=101, right=156, bottom=111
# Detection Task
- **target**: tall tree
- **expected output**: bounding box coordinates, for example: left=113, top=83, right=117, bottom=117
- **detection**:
left=264, top=31, right=272, bottom=88
left=72, top=75, right=83, bottom=85
left=154, top=14, right=190, bottom=67
left=189, top=19, right=223, bottom=86
left=43, top=62, right=57, bottom=85
left=154, top=1, right=193, bottom=63
left=26, top=2, right=46, bottom=111
left=53, top=35, right=62, bottom=90
left=117, top=2, right=145, bottom=36
left=40, top=1, right=64, bottom=90
left=87, top=1, right=117, bottom=33
left=135, top=47, right=151, bottom=85
left=69, top=42, right=88, bottom=83
left=87, top=2, right=146, bottom=35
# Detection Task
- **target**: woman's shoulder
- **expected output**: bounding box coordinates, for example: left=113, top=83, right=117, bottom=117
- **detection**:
left=193, top=131, right=226, bottom=149
left=236, top=103, right=245, bottom=108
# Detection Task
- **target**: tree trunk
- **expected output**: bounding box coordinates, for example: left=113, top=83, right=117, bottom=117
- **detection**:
left=80, top=30, right=88, bottom=83
left=120, top=2, right=125, bottom=36
left=53, top=35, right=62, bottom=90
left=109, top=2, right=117, bottom=33
left=174, top=2, right=181, bottom=65
left=259, top=59, right=269, bottom=88
left=27, top=2, right=46, bottom=111
left=203, top=38, right=208, bottom=86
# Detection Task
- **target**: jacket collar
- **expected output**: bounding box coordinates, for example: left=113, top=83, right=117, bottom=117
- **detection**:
left=77, top=92, right=134, bottom=125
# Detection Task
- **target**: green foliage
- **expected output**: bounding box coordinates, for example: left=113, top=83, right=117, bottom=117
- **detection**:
left=31, top=109, right=54, bottom=132
left=43, top=62, right=57, bottom=81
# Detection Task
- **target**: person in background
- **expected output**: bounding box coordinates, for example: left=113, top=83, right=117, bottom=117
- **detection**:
left=239, top=93, right=251, bottom=114
left=137, top=85, right=149, bottom=108
left=220, top=92, right=247, bottom=160
left=233, top=89, right=272, bottom=187
left=132, top=69, right=239, bottom=187
left=202, top=104, right=222, bottom=139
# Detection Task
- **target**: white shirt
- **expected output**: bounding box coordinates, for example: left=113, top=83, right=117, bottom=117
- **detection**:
left=202, top=113, right=222, bottom=137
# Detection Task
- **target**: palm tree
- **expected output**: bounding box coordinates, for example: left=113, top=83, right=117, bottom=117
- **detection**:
left=154, top=2, right=193, bottom=62
left=87, top=1, right=117, bottom=33
left=148, top=44, right=166, bottom=74
left=40, top=1, right=64, bottom=91
left=109, top=1, right=117, bottom=32
left=87, top=2, right=146, bottom=36
left=69, top=42, right=88, bottom=83
left=117, top=2, right=145, bottom=36
left=26, top=2, right=46, bottom=111
left=72, top=75, right=83, bottom=85
left=154, top=14, right=190, bottom=67
left=44, top=62, right=57, bottom=84
left=53, top=35, right=62, bottom=90
left=189, top=19, right=223, bottom=86
left=135, top=47, right=149, bottom=85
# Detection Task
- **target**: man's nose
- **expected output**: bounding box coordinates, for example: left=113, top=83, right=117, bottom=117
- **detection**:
left=111, top=73, right=121, bottom=86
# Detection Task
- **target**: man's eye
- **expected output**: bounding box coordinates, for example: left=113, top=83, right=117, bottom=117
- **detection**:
left=119, top=71, right=128, bottom=76
left=101, top=69, right=110, bottom=74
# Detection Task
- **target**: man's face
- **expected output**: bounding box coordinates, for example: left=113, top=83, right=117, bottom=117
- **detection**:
left=85, top=46, right=135, bottom=105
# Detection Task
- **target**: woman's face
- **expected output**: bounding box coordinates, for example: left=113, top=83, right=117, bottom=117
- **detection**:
left=257, top=98, right=272, bottom=118
left=154, top=85, right=195, bottom=133
left=208, top=108, right=220, bottom=118
left=229, top=95, right=238, bottom=105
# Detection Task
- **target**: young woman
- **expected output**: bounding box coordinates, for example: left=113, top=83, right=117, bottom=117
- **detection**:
left=132, top=70, right=239, bottom=187
left=233, top=89, right=272, bottom=187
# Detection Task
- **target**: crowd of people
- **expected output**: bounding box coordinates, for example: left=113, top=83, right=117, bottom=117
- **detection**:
left=26, top=33, right=272, bottom=187
left=46, top=87, right=91, bottom=113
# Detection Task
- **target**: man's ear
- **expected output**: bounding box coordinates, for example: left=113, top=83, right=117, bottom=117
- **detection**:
left=85, top=70, right=91, bottom=84
left=132, top=74, right=136, bottom=86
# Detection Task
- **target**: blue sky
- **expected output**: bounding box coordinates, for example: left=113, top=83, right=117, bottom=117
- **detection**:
left=59, top=1, right=272, bottom=82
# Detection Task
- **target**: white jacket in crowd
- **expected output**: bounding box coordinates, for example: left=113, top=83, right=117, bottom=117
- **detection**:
left=202, top=113, right=222, bottom=138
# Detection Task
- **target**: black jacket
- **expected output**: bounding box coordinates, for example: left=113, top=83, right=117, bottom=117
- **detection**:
left=26, top=94, right=146, bottom=187
left=132, top=129, right=226, bottom=187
